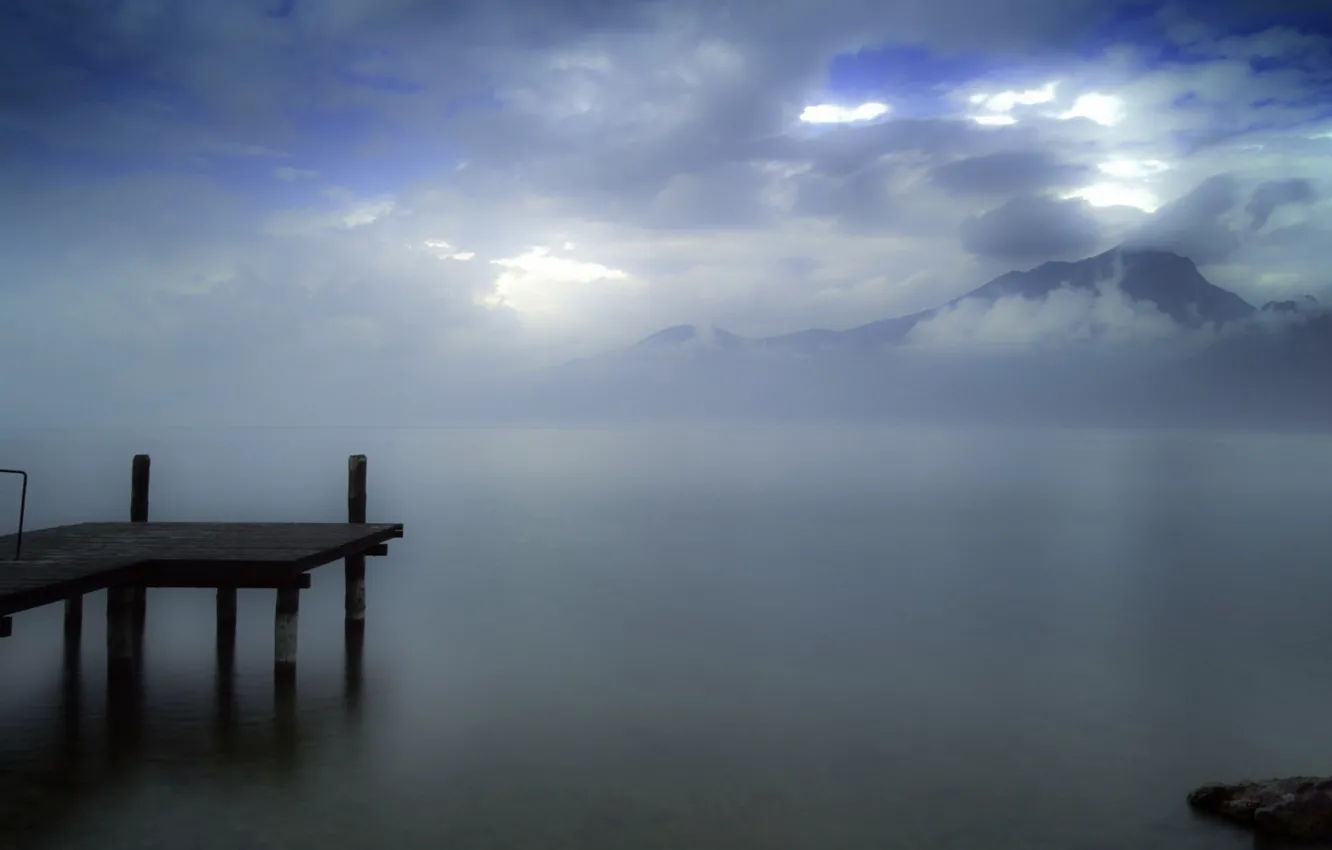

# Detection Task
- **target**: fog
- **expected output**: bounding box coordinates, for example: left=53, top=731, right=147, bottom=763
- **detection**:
left=5, top=426, right=1332, bottom=848
left=5, top=0, right=1332, bottom=846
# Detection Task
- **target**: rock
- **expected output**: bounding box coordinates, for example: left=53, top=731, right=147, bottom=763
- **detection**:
left=1188, top=777, right=1332, bottom=841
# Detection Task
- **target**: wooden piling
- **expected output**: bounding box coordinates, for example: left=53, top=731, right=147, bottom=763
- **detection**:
left=274, top=585, right=300, bottom=679
left=215, top=588, right=237, bottom=738
left=130, top=454, right=150, bottom=523
left=63, top=595, right=81, bottom=669
left=63, top=595, right=82, bottom=644
left=216, top=587, right=237, bottom=662
left=345, top=454, right=367, bottom=622
left=217, top=587, right=237, bottom=632
left=129, top=454, right=149, bottom=649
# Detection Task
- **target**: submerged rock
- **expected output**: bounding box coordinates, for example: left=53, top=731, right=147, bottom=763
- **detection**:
left=1188, top=777, right=1332, bottom=841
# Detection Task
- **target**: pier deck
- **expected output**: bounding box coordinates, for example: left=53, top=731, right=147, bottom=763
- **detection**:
left=0, top=521, right=402, bottom=622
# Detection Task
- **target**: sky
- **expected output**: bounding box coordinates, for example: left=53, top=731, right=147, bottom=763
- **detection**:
left=2, top=0, right=1331, bottom=423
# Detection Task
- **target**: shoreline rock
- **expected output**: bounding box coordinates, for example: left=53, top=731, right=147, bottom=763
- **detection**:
left=1188, top=777, right=1332, bottom=841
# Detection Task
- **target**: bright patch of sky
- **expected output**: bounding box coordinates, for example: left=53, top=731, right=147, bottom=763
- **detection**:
left=1060, top=92, right=1126, bottom=126
left=970, top=81, right=1059, bottom=114
left=799, top=103, right=890, bottom=123
left=1064, top=183, right=1161, bottom=212
left=424, top=240, right=476, bottom=261
left=482, top=247, right=630, bottom=319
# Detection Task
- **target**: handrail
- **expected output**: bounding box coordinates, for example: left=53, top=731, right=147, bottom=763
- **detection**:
left=0, top=469, right=27, bottom=559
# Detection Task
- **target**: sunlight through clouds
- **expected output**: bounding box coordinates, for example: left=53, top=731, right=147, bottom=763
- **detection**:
left=799, top=102, right=890, bottom=124
left=1063, top=183, right=1160, bottom=212
left=970, top=82, right=1058, bottom=112
left=424, top=239, right=476, bottom=261
left=1060, top=92, right=1125, bottom=126
left=967, top=82, right=1057, bottom=124
left=482, top=246, right=631, bottom=319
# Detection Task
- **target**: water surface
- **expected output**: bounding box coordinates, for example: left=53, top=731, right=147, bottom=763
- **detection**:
left=2, top=425, right=1331, bottom=848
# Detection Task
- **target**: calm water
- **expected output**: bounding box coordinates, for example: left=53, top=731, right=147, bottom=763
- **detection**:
left=3, top=425, right=1332, bottom=849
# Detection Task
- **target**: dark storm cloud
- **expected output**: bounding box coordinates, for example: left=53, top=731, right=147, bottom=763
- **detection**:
left=960, top=195, right=1103, bottom=262
left=1246, top=178, right=1317, bottom=232
left=1126, top=174, right=1242, bottom=265
left=931, top=150, right=1092, bottom=197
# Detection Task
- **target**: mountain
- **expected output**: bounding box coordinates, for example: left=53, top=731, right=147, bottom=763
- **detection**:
left=625, top=246, right=1260, bottom=357
left=633, top=325, right=744, bottom=350
left=533, top=245, right=1332, bottom=428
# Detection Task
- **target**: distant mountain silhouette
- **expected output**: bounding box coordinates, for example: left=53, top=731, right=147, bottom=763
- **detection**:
left=633, top=325, right=744, bottom=350
left=623, top=246, right=1261, bottom=356
left=536, top=245, right=1332, bottom=428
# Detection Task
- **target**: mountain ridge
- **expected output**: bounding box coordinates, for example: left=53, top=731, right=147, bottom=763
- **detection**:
left=620, top=245, right=1268, bottom=357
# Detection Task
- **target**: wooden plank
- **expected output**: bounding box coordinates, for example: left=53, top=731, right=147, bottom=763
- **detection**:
left=0, top=561, right=144, bottom=616
left=0, top=523, right=403, bottom=559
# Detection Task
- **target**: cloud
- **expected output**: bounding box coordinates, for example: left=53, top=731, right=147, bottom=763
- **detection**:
left=960, top=195, right=1104, bottom=263
left=275, top=166, right=319, bottom=181
left=4, top=0, right=1332, bottom=424
left=1246, top=178, right=1317, bottom=232
left=932, top=149, right=1092, bottom=197
left=905, top=263, right=1187, bottom=351
left=1125, top=174, right=1243, bottom=265
left=263, top=193, right=397, bottom=236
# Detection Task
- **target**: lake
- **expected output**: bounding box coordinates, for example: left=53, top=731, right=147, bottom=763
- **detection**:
left=2, top=424, right=1332, bottom=849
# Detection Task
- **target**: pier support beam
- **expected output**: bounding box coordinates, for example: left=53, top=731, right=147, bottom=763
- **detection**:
left=216, top=587, right=237, bottom=665
left=64, top=595, right=83, bottom=643
left=215, top=587, right=238, bottom=740
left=274, top=586, right=300, bottom=679
left=129, top=454, right=150, bottom=651
left=106, top=586, right=136, bottom=678
left=345, top=454, right=367, bottom=622
left=63, top=595, right=82, bottom=667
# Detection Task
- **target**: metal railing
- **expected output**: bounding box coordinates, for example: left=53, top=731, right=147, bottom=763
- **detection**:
left=0, top=469, right=27, bottom=559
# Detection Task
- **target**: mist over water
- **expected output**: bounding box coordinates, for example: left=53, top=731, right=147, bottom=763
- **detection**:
left=3, top=425, right=1332, bottom=848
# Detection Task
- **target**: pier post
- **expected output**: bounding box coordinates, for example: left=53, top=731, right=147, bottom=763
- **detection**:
left=345, top=454, right=367, bottom=623
left=216, top=587, right=237, bottom=665
left=274, top=585, right=300, bottom=680
left=129, top=454, right=149, bottom=649
left=215, top=587, right=238, bottom=743
left=105, top=586, right=136, bottom=678
left=63, top=594, right=82, bottom=650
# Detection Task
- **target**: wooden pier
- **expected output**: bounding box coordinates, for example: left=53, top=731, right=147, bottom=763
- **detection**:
left=0, top=454, right=403, bottom=679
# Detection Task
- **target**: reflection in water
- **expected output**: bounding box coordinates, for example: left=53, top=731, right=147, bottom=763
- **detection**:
left=0, top=603, right=374, bottom=849
left=274, top=672, right=300, bottom=769
left=344, top=619, right=364, bottom=719
left=105, top=653, right=143, bottom=766
left=60, top=628, right=81, bottom=754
